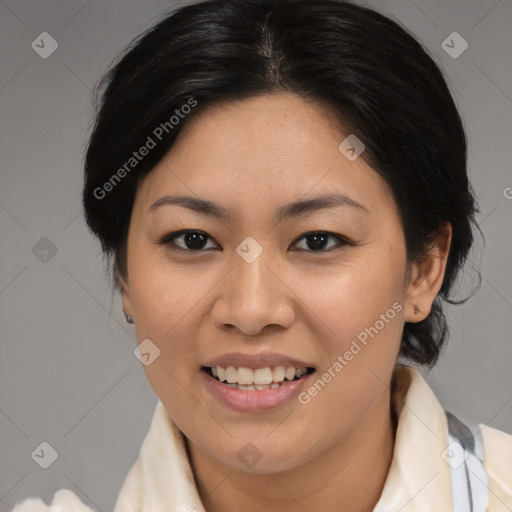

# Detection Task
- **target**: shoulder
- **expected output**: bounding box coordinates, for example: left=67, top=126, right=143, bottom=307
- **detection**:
left=11, top=489, right=95, bottom=512
left=480, top=423, right=512, bottom=509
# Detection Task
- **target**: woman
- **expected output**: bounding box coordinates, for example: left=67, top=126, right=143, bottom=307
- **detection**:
left=12, top=0, right=511, bottom=510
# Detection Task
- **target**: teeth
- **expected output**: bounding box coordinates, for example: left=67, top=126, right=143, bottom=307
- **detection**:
left=210, top=365, right=309, bottom=385
left=285, top=367, right=296, bottom=380
left=238, top=367, right=255, bottom=385
left=295, top=368, right=307, bottom=378
left=225, top=366, right=238, bottom=384
left=226, top=382, right=282, bottom=390
left=254, top=367, right=273, bottom=385
left=272, top=366, right=286, bottom=382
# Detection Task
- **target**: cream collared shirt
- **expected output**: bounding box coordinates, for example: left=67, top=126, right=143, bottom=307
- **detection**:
left=11, top=365, right=512, bottom=512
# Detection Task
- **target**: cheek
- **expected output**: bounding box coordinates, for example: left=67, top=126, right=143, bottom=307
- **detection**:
left=126, top=250, right=206, bottom=391
left=128, top=240, right=406, bottom=353
left=127, top=257, right=203, bottom=421
left=299, top=259, right=405, bottom=343
left=129, top=247, right=201, bottom=330
left=292, top=273, right=404, bottom=444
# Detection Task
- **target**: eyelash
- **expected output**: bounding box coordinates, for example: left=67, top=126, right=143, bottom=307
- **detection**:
left=159, top=229, right=352, bottom=254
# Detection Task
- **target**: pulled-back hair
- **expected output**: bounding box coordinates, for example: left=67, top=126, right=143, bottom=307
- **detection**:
left=83, top=0, right=480, bottom=367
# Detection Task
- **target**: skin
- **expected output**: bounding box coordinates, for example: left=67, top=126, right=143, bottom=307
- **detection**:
left=121, top=92, right=452, bottom=512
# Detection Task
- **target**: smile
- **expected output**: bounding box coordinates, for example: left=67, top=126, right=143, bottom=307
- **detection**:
left=200, top=365, right=316, bottom=412
left=203, top=365, right=314, bottom=390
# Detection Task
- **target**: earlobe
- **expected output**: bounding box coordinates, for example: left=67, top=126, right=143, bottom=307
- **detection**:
left=405, top=222, right=452, bottom=322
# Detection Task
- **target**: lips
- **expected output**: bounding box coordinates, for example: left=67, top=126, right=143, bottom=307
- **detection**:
left=200, top=364, right=315, bottom=411
left=198, top=351, right=317, bottom=411
left=202, top=351, right=315, bottom=370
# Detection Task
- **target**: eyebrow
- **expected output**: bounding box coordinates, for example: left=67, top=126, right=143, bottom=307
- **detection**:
left=148, top=192, right=369, bottom=221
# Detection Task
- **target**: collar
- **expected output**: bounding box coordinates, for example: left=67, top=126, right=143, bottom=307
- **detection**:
left=373, top=364, right=453, bottom=511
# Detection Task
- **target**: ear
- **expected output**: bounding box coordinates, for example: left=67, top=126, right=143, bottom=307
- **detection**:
left=404, top=222, right=452, bottom=322
left=120, top=273, right=133, bottom=318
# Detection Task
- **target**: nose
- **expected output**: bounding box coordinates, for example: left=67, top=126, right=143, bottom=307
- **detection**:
left=210, top=250, right=295, bottom=337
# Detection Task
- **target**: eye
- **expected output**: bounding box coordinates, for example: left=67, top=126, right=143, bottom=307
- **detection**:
left=160, top=230, right=351, bottom=253
left=160, top=230, right=219, bottom=252
left=290, top=231, right=351, bottom=252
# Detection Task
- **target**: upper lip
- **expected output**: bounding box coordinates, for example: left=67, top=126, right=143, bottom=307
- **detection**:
left=203, top=352, right=315, bottom=370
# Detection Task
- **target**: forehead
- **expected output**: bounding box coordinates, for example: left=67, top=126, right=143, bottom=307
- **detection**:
left=134, top=92, right=396, bottom=220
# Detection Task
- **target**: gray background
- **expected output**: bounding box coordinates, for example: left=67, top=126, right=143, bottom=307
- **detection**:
left=1, top=0, right=511, bottom=511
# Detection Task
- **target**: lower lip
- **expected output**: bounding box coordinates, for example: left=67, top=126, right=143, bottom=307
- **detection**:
left=200, top=368, right=314, bottom=412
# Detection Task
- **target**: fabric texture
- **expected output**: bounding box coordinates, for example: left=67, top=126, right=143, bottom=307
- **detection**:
left=10, top=364, right=512, bottom=512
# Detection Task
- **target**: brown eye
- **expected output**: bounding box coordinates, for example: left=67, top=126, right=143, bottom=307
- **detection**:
left=161, top=230, right=219, bottom=251
left=160, top=229, right=351, bottom=254
left=290, top=231, right=350, bottom=252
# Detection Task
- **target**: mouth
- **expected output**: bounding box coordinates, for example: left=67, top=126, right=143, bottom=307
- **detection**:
left=201, top=365, right=316, bottom=391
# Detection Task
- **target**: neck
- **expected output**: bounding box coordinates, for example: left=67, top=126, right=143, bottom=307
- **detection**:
left=186, top=388, right=397, bottom=512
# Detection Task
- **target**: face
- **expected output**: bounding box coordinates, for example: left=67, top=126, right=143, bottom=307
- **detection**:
left=121, top=92, right=429, bottom=473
